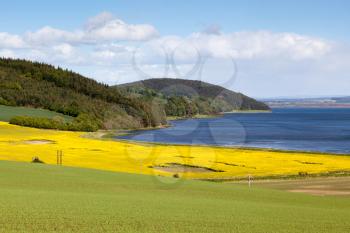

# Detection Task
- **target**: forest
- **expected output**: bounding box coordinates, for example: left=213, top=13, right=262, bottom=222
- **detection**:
left=0, top=58, right=166, bottom=131
left=117, top=78, right=270, bottom=117
left=0, top=58, right=269, bottom=131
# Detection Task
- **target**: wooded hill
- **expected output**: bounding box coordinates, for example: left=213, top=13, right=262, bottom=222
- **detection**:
left=0, top=58, right=166, bottom=131
left=117, top=78, right=270, bottom=117
left=0, top=58, right=269, bottom=131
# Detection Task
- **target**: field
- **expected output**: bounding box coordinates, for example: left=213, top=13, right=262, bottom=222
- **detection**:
left=0, top=160, right=349, bottom=233
left=0, top=105, right=73, bottom=122
left=254, top=176, right=350, bottom=196
left=1, top=121, right=350, bottom=180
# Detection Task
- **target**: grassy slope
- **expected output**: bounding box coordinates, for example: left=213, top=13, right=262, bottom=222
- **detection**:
left=0, top=160, right=349, bottom=233
left=0, top=105, right=73, bottom=122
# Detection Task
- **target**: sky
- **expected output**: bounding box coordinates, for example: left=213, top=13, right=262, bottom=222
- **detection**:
left=0, top=0, right=349, bottom=98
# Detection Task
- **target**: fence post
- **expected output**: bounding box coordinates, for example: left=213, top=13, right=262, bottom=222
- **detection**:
left=60, top=150, right=63, bottom=165
left=248, top=174, right=252, bottom=188
left=57, top=150, right=63, bottom=165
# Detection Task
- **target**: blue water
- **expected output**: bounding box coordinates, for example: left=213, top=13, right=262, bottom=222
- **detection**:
left=117, top=108, right=350, bottom=154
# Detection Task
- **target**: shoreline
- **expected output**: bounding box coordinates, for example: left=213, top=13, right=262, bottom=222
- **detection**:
left=224, top=110, right=272, bottom=114
left=83, top=123, right=172, bottom=139
left=86, top=113, right=350, bottom=157
left=2, top=121, right=350, bottom=181
left=166, top=109, right=272, bottom=121
left=88, top=127, right=350, bottom=157
left=112, top=138, right=350, bottom=157
left=166, top=113, right=223, bottom=121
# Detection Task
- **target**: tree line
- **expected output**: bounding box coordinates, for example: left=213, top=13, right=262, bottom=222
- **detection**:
left=0, top=58, right=166, bottom=131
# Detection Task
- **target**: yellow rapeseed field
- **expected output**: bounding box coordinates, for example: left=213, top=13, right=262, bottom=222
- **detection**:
left=1, top=121, right=350, bottom=179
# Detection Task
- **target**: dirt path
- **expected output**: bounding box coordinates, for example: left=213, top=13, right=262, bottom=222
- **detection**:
left=248, top=176, right=350, bottom=196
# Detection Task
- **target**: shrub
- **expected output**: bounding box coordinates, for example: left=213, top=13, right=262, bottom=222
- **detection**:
left=67, top=114, right=99, bottom=132
left=10, top=116, right=59, bottom=129
left=298, top=171, right=308, bottom=177
left=9, top=114, right=99, bottom=132
left=0, top=96, right=9, bottom=105
left=31, top=156, right=44, bottom=163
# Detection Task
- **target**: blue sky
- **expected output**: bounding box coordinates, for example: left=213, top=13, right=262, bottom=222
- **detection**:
left=2, top=0, right=350, bottom=39
left=0, top=0, right=350, bottom=98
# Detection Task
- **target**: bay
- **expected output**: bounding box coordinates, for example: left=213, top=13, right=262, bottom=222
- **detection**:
left=117, top=108, right=350, bottom=154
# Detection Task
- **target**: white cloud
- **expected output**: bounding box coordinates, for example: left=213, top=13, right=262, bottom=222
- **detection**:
left=24, top=12, right=158, bottom=45
left=51, top=43, right=82, bottom=64
left=0, top=12, right=348, bottom=97
left=93, top=50, right=116, bottom=60
left=84, top=12, right=158, bottom=42
left=85, top=12, right=115, bottom=31
left=25, top=26, right=83, bottom=45
left=53, top=43, right=75, bottom=57
left=117, top=31, right=332, bottom=68
left=0, top=49, right=16, bottom=58
left=85, top=19, right=158, bottom=42
left=91, top=44, right=134, bottom=65
left=0, top=32, right=26, bottom=48
left=187, top=31, right=332, bottom=60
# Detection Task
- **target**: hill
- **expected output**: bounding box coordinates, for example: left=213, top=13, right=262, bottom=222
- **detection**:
left=332, top=96, right=350, bottom=103
left=0, top=58, right=268, bottom=131
left=0, top=58, right=166, bottom=131
left=0, top=160, right=349, bottom=233
left=117, top=78, right=270, bottom=117
left=264, top=96, right=350, bottom=108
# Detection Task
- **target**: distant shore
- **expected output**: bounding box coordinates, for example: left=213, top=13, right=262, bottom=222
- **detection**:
left=224, top=110, right=272, bottom=113
left=166, top=114, right=223, bottom=121
left=166, top=110, right=272, bottom=121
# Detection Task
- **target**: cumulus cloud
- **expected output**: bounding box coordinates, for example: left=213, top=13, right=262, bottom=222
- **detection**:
left=84, top=12, right=158, bottom=42
left=85, top=12, right=115, bottom=31
left=0, top=11, right=348, bottom=97
left=25, top=26, right=83, bottom=45
left=24, top=12, right=158, bottom=46
left=0, top=49, right=16, bottom=58
left=1, top=12, right=331, bottom=63
left=0, top=32, right=26, bottom=48
left=118, top=31, right=332, bottom=68
left=188, top=31, right=332, bottom=60
left=85, top=19, right=158, bottom=42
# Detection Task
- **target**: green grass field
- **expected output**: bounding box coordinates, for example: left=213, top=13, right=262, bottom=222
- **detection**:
left=0, top=105, right=73, bottom=122
left=0, top=160, right=349, bottom=233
